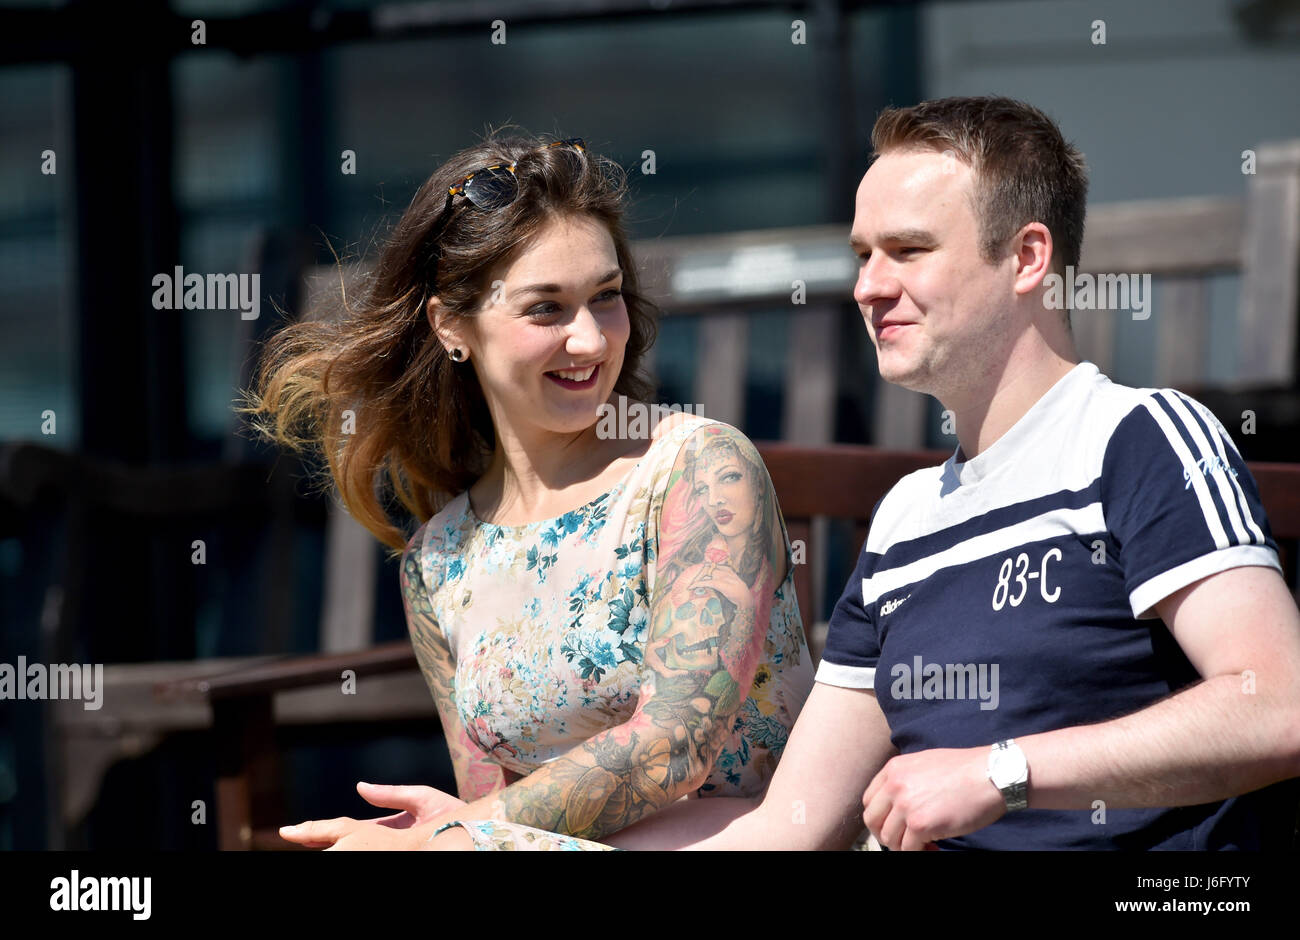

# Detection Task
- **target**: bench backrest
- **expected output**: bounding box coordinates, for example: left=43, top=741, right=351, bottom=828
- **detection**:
left=291, top=140, right=1300, bottom=651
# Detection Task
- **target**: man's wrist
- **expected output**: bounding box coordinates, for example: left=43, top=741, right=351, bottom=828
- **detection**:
left=987, top=739, right=1030, bottom=812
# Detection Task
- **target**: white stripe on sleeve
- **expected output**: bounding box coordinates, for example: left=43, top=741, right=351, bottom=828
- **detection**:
left=1139, top=397, right=1230, bottom=550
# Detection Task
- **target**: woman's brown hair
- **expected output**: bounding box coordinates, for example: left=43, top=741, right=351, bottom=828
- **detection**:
left=237, top=132, right=658, bottom=555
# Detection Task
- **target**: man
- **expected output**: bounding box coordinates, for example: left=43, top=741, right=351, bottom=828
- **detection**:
left=613, top=95, right=1300, bottom=850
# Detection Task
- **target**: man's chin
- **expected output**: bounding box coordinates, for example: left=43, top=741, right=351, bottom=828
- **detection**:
left=877, top=362, right=930, bottom=393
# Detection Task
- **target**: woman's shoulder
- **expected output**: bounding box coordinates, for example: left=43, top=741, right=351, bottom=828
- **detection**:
left=643, top=409, right=765, bottom=471
left=644, top=408, right=756, bottom=457
left=403, top=493, right=472, bottom=578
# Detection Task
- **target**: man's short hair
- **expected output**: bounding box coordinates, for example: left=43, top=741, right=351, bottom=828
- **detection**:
left=871, top=96, right=1088, bottom=276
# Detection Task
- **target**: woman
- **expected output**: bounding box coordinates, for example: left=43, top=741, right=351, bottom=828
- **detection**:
left=245, top=133, right=813, bottom=850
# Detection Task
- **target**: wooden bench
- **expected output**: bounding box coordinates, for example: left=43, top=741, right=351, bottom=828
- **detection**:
left=153, top=445, right=1300, bottom=850
left=19, top=139, right=1300, bottom=847
left=299, top=138, right=1300, bottom=657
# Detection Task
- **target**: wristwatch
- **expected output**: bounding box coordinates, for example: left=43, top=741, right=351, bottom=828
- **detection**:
left=987, top=739, right=1029, bottom=812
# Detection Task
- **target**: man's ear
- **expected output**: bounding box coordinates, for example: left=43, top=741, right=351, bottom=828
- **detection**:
left=1011, top=222, right=1053, bottom=296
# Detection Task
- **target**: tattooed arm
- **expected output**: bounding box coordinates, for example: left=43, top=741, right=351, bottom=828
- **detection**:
left=419, top=424, right=791, bottom=842
left=400, top=541, right=512, bottom=802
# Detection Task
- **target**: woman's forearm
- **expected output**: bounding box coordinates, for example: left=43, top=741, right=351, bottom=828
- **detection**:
left=421, top=709, right=719, bottom=842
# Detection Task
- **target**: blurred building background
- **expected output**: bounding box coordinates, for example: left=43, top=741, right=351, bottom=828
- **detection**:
left=1, top=0, right=1298, bottom=850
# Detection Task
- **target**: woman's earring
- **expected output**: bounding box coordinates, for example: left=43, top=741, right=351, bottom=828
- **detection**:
left=448, top=347, right=466, bottom=362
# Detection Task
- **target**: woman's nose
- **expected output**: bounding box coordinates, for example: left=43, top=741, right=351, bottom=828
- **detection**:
left=566, top=308, right=606, bottom=356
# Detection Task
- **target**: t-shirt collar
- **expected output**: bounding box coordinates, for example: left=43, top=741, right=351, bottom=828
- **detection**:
left=947, top=360, right=1099, bottom=486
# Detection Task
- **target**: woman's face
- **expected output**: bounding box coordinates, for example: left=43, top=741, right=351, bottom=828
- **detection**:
left=458, top=214, right=630, bottom=441
left=692, top=444, right=758, bottom=539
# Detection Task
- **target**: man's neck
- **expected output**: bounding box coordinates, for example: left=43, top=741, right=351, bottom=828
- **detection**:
left=949, top=348, right=1080, bottom=463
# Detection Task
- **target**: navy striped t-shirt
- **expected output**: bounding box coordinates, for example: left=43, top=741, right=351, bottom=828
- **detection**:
left=816, top=361, right=1294, bottom=849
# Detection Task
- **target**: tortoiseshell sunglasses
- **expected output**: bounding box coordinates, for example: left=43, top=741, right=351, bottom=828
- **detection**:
left=425, top=138, right=586, bottom=278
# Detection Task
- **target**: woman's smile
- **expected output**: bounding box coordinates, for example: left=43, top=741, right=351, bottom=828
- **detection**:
left=545, top=362, right=601, bottom=390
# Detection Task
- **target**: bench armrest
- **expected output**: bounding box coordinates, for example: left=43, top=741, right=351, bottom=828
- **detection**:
left=154, top=640, right=418, bottom=704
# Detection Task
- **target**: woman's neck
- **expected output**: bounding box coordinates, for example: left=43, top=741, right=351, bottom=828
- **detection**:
left=474, top=420, right=638, bottom=521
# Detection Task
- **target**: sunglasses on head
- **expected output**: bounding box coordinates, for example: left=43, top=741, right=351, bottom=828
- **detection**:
left=425, top=138, right=587, bottom=281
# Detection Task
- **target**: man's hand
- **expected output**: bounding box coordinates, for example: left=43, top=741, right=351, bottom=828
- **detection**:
left=279, top=782, right=468, bottom=849
left=862, top=747, right=1006, bottom=850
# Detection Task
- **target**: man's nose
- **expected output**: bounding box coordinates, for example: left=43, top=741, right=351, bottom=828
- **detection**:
left=853, top=254, right=900, bottom=308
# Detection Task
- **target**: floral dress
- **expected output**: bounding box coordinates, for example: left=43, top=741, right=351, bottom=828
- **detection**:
left=405, top=415, right=813, bottom=849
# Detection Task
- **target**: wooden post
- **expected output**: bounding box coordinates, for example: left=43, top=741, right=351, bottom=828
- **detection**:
left=212, top=695, right=280, bottom=851
left=695, top=313, right=749, bottom=429
left=1237, top=140, right=1300, bottom=386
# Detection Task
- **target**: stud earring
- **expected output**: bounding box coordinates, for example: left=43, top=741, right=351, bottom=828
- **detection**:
left=448, top=347, right=466, bottom=362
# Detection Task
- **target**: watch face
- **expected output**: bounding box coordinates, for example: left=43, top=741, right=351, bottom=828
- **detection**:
left=990, top=747, right=1027, bottom=786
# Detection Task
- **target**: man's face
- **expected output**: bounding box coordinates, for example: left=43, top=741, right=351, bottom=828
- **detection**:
left=849, top=149, right=1015, bottom=398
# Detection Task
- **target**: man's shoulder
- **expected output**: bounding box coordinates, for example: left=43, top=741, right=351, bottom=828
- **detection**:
left=1048, top=367, right=1236, bottom=479
left=1089, top=376, right=1243, bottom=475
left=866, top=462, right=948, bottom=545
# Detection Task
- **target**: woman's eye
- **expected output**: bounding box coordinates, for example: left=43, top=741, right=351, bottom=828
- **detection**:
left=526, top=303, right=561, bottom=318
left=595, top=288, right=623, bottom=303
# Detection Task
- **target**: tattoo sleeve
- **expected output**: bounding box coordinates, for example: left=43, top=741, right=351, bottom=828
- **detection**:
left=493, top=424, right=791, bottom=840
left=401, top=544, right=509, bottom=802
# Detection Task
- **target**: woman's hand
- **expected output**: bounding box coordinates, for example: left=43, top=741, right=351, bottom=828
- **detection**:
left=420, top=825, right=475, bottom=851
left=354, top=781, right=467, bottom=828
left=279, top=782, right=468, bottom=850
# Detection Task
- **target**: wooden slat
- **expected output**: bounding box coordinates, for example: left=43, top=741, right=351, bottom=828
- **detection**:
left=1237, top=140, right=1300, bottom=386
left=786, top=518, right=813, bottom=638
left=1155, top=276, right=1209, bottom=388
left=782, top=305, right=838, bottom=444
left=155, top=639, right=417, bottom=702
left=1071, top=307, right=1115, bottom=376
left=756, top=443, right=949, bottom=521
left=1080, top=197, right=1243, bottom=275
left=213, top=695, right=280, bottom=851
left=1253, top=463, right=1300, bottom=540
left=694, top=312, right=748, bottom=428
left=871, top=381, right=928, bottom=449
left=634, top=224, right=854, bottom=310
left=320, top=500, right=378, bottom=652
